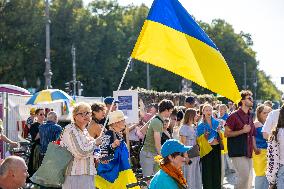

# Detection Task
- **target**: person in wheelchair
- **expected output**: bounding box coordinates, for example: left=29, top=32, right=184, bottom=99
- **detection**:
left=149, top=139, right=192, bottom=189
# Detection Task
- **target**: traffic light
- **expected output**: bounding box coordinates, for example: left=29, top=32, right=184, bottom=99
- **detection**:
left=65, top=82, right=73, bottom=95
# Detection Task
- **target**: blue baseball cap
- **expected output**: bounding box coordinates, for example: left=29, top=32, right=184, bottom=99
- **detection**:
left=161, top=139, right=192, bottom=158
left=104, top=97, right=120, bottom=105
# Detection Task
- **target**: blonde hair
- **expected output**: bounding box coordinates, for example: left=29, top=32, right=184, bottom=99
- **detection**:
left=219, top=104, right=228, bottom=111
left=72, top=102, right=91, bottom=122
left=202, top=103, right=213, bottom=123
left=202, top=103, right=213, bottom=114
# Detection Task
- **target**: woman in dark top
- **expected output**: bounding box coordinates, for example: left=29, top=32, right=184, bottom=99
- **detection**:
left=161, top=119, right=172, bottom=145
left=88, top=102, right=106, bottom=139
left=27, top=108, right=45, bottom=180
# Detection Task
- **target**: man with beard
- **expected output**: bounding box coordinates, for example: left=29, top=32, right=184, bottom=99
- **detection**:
left=225, top=90, right=259, bottom=189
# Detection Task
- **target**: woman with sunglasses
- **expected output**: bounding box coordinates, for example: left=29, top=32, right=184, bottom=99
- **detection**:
left=149, top=139, right=191, bottom=189
left=61, top=102, right=99, bottom=189
left=27, top=108, right=45, bottom=181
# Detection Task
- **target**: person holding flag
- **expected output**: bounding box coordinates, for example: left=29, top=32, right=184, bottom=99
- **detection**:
left=95, top=110, right=139, bottom=189
left=196, top=104, right=222, bottom=189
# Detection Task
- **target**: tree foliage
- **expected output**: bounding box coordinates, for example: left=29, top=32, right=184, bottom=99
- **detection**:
left=0, top=0, right=281, bottom=101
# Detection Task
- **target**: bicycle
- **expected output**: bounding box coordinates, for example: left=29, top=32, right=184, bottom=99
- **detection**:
left=7, top=141, right=31, bottom=164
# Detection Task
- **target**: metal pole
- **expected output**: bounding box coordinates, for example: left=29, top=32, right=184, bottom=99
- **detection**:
left=72, top=44, right=76, bottom=96
left=44, top=0, right=52, bottom=89
left=4, top=93, right=8, bottom=155
left=254, top=70, right=257, bottom=100
left=146, top=64, right=151, bottom=89
left=244, top=62, right=247, bottom=89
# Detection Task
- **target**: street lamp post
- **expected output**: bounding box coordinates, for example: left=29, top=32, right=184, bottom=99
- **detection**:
left=71, top=44, right=76, bottom=96
left=44, top=0, right=52, bottom=89
left=243, top=62, right=247, bottom=89
left=22, top=78, right=27, bottom=88
left=36, top=77, right=41, bottom=91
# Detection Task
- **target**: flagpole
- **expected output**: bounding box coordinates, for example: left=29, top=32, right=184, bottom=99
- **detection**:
left=99, top=57, right=133, bottom=133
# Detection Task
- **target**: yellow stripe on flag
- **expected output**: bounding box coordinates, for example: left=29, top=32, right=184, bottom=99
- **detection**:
left=95, top=169, right=140, bottom=189
left=131, top=20, right=241, bottom=104
left=196, top=134, right=213, bottom=158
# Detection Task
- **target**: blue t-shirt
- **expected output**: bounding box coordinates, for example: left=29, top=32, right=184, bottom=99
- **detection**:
left=197, top=117, right=220, bottom=142
left=255, top=126, right=267, bottom=149
left=39, top=121, right=62, bottom=154
left=149, top=169, right=179, bottom=189
left=219, top=113, right=229, bottom=121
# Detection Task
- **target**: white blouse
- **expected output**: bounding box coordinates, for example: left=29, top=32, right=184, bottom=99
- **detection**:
left=61, top=123, right=97, bottom=176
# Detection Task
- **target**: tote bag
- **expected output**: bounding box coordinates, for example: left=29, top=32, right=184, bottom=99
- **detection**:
left=31, top=142, right=73, bottom=188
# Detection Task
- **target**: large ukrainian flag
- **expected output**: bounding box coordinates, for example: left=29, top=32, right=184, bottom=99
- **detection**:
left=131, top=0, right=241, bottom=103
left=95, top=141, right=139, bottom=189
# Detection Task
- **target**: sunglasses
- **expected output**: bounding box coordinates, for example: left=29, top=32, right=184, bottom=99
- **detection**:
left=175, top=152, right=185, bottom=157
left=244, top=96, right=253, bottom=101
left=76, top=112, right=92, bottom=117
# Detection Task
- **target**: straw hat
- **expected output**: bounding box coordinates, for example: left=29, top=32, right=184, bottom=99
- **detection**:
left=108, top=110, right=127, bottom=125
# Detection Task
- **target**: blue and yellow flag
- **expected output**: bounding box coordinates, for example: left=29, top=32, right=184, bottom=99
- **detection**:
left=95, top=141, right=139, bottom=189
left=131, top=0, right=241, bottom=104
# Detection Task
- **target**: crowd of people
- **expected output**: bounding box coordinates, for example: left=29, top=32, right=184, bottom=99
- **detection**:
left=0, top=92, right=284, bottom=189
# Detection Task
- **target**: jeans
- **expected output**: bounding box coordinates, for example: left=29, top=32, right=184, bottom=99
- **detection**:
left=255, top=176, right=269, bottom=189
left=277, top=165, right=284, bottom=189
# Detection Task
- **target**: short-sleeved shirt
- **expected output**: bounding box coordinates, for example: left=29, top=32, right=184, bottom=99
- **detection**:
left=225, top=108, right=256, bottom=158
left=39, top=121, right=62, bottom=154
left=255, top=126, right=267, bottom=149
left=142, top=115, right=164, bottom=154
left=262, top=109, right=280, bottom=135
left=179, top=124, right=197, bottom=146
left=219, top=113, right=229, bottom=121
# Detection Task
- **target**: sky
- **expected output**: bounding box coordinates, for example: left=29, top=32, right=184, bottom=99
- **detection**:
left=84, top=0, right=284, bottom=92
